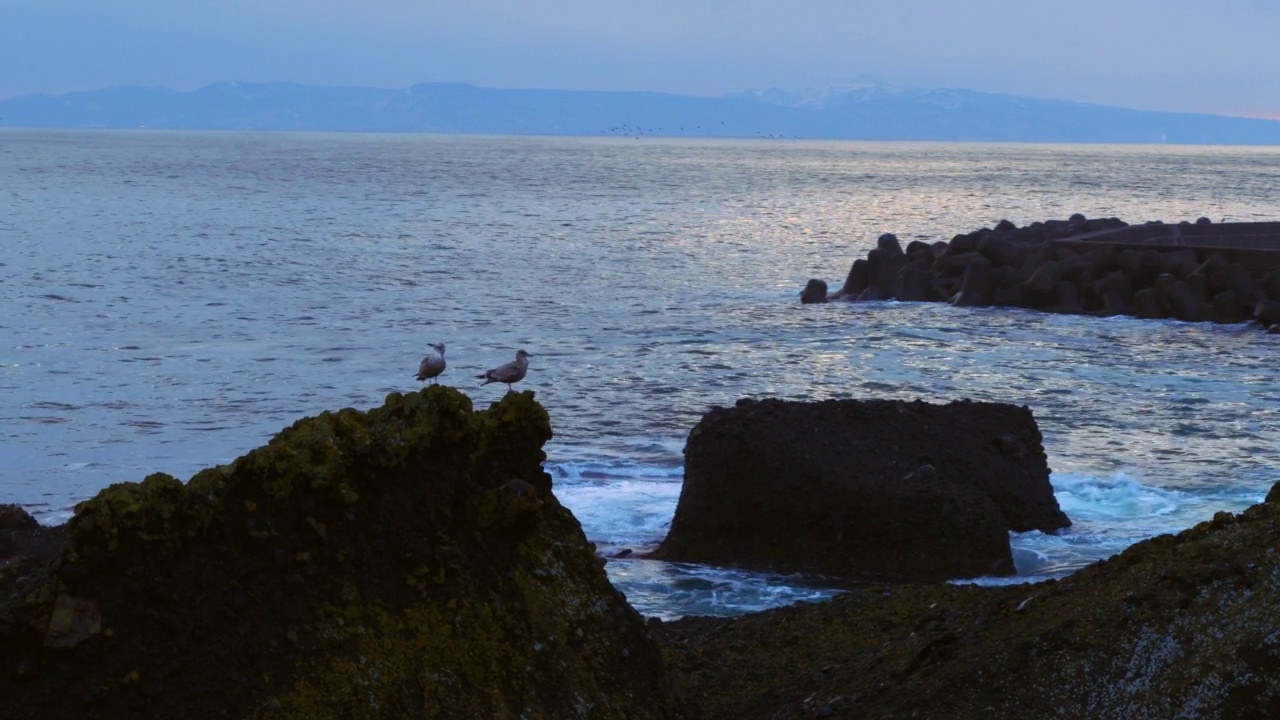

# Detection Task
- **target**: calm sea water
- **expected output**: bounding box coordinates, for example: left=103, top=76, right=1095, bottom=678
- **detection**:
left=4, top=130, right=1280, bottom=618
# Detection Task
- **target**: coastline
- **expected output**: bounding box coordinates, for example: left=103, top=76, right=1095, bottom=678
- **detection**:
left=4, top=390, right=1280, bottom=717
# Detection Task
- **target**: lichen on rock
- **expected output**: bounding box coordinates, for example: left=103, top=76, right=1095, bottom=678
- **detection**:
left=0, top=386, right=678, bottom=720
left=655, top=482, right=1280, bottom=719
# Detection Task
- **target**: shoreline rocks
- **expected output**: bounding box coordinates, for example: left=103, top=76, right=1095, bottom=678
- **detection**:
left=802, top=217, right=1280, bottom=332
left=656, top=488, right=1280, bottom=719
left=0, top=388, right=679, bottom=720
left=649, top=398, right=1068, bottom=583
left=5, top=391, right=1279, bottom=718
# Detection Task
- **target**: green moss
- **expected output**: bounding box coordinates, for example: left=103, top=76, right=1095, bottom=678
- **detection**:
left=68, top=472, right=216, bottom=561
left=3, top=386, right=674, bottom=720
left=658, top=486, right=1280, bottom=719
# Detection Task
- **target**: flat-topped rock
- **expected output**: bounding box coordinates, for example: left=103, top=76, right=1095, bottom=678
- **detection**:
left=650, top=398, right=1068, bottom=583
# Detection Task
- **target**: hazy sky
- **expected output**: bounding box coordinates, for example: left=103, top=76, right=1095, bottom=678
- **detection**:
left=4, top=0, right=1280, bottom=118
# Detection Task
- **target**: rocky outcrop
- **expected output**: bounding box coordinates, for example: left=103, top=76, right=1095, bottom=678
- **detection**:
left=0, top=388, right=679, bottom=720
left=811, top=217, right=1280, bottom=330
left=649, top=398, right=1068, bottom=583
left=656, top=488, right=1280, bottom=719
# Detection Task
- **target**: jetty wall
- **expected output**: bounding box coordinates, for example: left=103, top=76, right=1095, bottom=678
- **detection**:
left=805, top=217, right=1280, bottom=331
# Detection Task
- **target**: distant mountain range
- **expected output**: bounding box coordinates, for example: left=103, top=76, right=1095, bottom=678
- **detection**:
left=3, top=80, right=1280, bottom=145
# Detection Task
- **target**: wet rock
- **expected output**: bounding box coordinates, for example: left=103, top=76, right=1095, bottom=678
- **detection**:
left=840, top=259, right=869, bottom=297
left=1213, top=291, right=1249, bottom=324
left=876, top=233, right=904, bottom=259
left=977, top=235, right=1030, bottom=268
left=650, top=398, right=1067, bottom=583
left=1160, top=278, right=1211, bottom=322
left=953, top=257, right=993, bottom=307
left=1255, top=298, right=1280, bottom=327
left=657, top=482, right=1280, bottom=720
left=800, top=278, right=828, bottom=304
left=804, top=218, right=1280, bottom=332
left=1264, top=267, right=1280, bottom=302
left=1133, top=288, right=1164, bottom=319
left=895, top=266, right=940, bottom=302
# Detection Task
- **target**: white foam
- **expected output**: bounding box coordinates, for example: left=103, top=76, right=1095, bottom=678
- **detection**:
left=548, top=459, right=1271, bottom=612
left=982, top=471, right=1268, bottom=582
left=604, top=558, right=844, bottom=620
left=553, top=478, right=680, bottom=548
left=549, top=459, right=683, bottom=483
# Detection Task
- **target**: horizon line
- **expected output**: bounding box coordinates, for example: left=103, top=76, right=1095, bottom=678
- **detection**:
left=4, top=79, right=1278, bottom=124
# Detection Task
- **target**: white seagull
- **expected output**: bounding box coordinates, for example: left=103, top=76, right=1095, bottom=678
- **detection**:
left=415, top=343, right=447, bottom=384
left=478, top=349, right=532, bottom=390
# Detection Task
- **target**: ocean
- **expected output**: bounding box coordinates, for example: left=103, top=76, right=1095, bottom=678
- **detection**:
left=4, top=129, right=1280, bottom=619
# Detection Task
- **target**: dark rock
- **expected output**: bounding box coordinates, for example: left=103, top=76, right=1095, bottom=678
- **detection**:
left=876, top=233, right=904, bottom=259
left=0, top=505, right=37, bottom=531
left=1018, top=243, right=1052, bottom=273
left=1085, top=244, right=1120, bottom=275
left=904, top=240, right=935, bottom=263
left=953, top=257, right=993, bottom=307
left=1041, top=219, right=1075, bottom=240
left=936, top=250, right=983, bottom=279
left=1255, top=298, right=1280, bottom=327
left=1163, top=249, right=1201, bottom=279
left=658, top=492, right=1280, bottom=720
left=1213, top=291, right=1249, bottom=324
left=1138, top=250, right=1166, bottom=285
left=895, top=266, right=940, bottom=303
left=0, top=389, right=678, bottom=720
left=861, top=247, right=906, bottom=301
left=1088, top=271, right=1135, bottom=316
left=800, top=279, right=828, bottom=304
left=650, top=398, right=1068, bottom=583
left=1226, top=263, right=1264, bottom=307
left=1134, top=288, right=1164, bottom=319
left=1161, top=279, right=1210, bottom=322
left=841, top=258, right=870, bottom=297
left=812, top=219, right=1280, bottom=332
left=991, top=281, right=1029, bottom=308
left=1263, top=267, right=1280, bottom=302
left=1197, top=253, right=1231, bottom=289
left=1196, top=216, right=1213, bottom=225
left=947, top=233, right=980, bottom=255
left=978, top=236, right=1031, bottom=268
left=991, top=265, right=1029, bottom=291
left=1082, top=217, right=1127, bottom=233
left=1050, top=281, right=1082, bottom=314
left=1024, top=260, right=1064, bottom=307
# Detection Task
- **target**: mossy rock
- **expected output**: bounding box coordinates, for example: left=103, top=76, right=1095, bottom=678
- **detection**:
left=657, top=487, right=1280, bottom=719
left=0, top=387, right=678, bottom=719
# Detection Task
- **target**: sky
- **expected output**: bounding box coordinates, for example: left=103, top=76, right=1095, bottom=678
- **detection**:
left=3, top=0, right=1280, bottom=118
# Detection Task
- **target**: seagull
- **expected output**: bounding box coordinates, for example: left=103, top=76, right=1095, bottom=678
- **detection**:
left=478, top=349, right=532, bottom=390
left=415, top=343, right=447, bottom=384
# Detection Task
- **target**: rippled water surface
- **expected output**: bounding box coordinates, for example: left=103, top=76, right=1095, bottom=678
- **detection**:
left=4, top=131, right=1280, bottom=617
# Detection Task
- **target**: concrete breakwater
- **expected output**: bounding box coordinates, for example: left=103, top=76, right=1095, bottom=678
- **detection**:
left=802, top=216, right=1280, bottom=331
